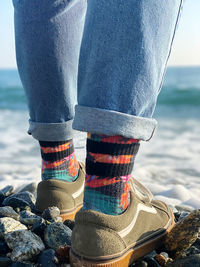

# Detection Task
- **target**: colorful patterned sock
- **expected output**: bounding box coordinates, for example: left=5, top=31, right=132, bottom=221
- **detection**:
left=39, top=140, right=79, bottom=182
left=83, top=133, right=140, bottom=215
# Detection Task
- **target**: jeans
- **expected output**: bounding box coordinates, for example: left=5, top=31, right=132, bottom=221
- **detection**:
left=13, top=0, right=183, bottom=141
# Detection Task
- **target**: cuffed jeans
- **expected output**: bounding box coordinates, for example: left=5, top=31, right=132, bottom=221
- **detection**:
left=13, top=0, right=183, bottom=141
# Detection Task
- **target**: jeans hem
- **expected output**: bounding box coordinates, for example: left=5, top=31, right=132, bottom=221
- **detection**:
left=72, top=105, right=157, bottom=141
left=28, top=119, right=73, bottom=141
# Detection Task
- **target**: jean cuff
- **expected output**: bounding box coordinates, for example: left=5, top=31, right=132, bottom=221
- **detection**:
left=73, top=105, right=157, bottom=141
left=28, top=119, right=73, bottom=141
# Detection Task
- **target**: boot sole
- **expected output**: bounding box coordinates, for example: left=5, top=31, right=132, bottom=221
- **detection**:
left=69, top=208, right=175, bottom=267
left=60, top=204, right=83, bottom=221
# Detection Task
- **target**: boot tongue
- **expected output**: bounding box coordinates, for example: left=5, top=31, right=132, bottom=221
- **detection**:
left=130, top=178, right=153, bottom=203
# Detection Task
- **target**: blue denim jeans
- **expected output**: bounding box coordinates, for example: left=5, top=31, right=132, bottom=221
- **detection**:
left=13, top=0, right=183, bottom=141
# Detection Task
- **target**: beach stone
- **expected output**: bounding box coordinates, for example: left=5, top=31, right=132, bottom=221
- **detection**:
left=186, top=245, right=200, bottom=255
left=0, top=256, right=12, bottom=266
left=143, top=257, right=160, bottom=267
left=42, top=207, right=60, bottom=221
left=5, top=229, right=45, bottom=262
left=0, top=191, right=5, bottom=205
left=134, top=260, right=148, bottom=267
left=0, top=206, right=20, bottom=221
left=37, top=249, right=58, bottom=266
left=178, top=212, right=190, bottom=222
left=19, top=183, right=37, bottom=195
left=63, top=219, right=75, bottom=231
left=31, top=218, right=48, bottom=240
left=2, top=197, right=31, bottom=212
left=20, top=210, right=41, bottom=225
left=166, top=254, right=200, bottom=267
left=164, top=210, right=200, bottom=258
left=11, top=262, right=35, bottom=267
left=154, top=254, right=168, bottom=266
left=44, top=222, right=72, bottom=250
left=0, top=240, right=10, bottom=255
left=1, top=185, right=14, bottom=197
left=0, top=217, right=27, bottom=238
left=3, top=192, right=36, bottom=211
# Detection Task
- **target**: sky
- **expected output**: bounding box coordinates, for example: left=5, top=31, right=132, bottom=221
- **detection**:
left=0, top=0, right=200, bottom=68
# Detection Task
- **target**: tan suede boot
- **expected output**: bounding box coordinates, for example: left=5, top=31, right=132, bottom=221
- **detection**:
left=36, top=162, right=85, bottom=221
left=70, top=178, right=175, bottom=266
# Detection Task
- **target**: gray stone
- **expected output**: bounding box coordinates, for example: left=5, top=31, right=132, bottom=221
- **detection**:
left=44, top=222, right=72, bottom=250
left=42, top=207, right=60, bottom=221
left=0, top=240, right=10, bottom=255
left=19, top=183, right=37, bottom=195
left=20, top=210, right=41, bottom=225
left=0, top=257, right=12, bottom=267
left=166, top=254, right=200, bottom=267
left=0, top=206, right=20, bottom=221
left=2, top=197, right=31, bottom=212
left=0, top=217, right=27, bottom=238
left=11, top=262, right=35, bottom=266
left=1, top=185, right=14, bottom=197
left=3, top=192, right=36, bottom=211
left=178, top=212, right=190, bottom=222
left=63, top=219, right=75, bottom=231
left=38, top=249, right=58, bottom=266
left=5, top=229, right=45, bottom=262
left=0, top=191, right=5, bottom=205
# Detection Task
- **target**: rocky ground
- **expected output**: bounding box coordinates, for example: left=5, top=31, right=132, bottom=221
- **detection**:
left=0, top=183, right=199, bottom=267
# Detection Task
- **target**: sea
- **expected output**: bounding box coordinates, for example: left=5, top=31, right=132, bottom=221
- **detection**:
left=0, top=67, right=200, bottom=208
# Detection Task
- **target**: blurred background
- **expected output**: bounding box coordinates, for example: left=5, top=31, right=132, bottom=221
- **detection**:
left=0, top=0, right=199, bottom=208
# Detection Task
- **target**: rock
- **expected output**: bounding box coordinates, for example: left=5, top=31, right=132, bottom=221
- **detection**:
left=166, top=254, right=200, bottom=267
left=0, top=217, right=27, bottom=238
left=44, top=222, right=72, bottom=250
left=2, top=197, right=31, bottom=212
left=178, top=212, right=190, bottom=222
left=63, top=220, right=75, bottom=231
left=37, top=249, right=59, bottom=266
left=0, top=240, right=10, bottom=255
left=0, top=256, right=12, bottom=266
left=19, top=183, right=37, bottom=195
left=0, top=206, right=20, bottom=221
left=20, top=210, right=41, bottom=225
left=3, top=192, right=36, bottom=211
left=164, top=210, right=200, bottom=258
left=0, top=191, right=5, bottom=205
left=31, top=218, right=48, bottom=240
left=154, top=254, right=168, bottom=266
left=134, top=261, right=148, bottom=267
left=1, top=185, right=14, bottom=197
left=10, top=263, right=35, bottom=267
left=143, top=257, right=160, bottom=267
left=186, top=245, right=200, bottom=256
left=5, top=229, right=45, bottom=262
left=42, top=207, right=60, bottom=221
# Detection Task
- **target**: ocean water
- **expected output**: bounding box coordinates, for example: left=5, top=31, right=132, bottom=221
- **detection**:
left=0, top=67, right=200, bottom=208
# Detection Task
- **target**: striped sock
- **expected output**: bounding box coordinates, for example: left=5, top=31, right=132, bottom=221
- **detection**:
left=83, top=133, right=140, bottom=215
left=39, top=140, right=79, bottom=182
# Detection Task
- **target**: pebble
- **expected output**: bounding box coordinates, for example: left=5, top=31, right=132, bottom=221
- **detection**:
left=5, top=229, right=45, bottom=262
left=0, top=240, right=10, bottom=255
left=20, top=210, right=41, bottom=225
left=42, top=207, right=60, bottom=221
left=0, top=217, right=27, bottom=238
left=3, top=192, right=36, bottom=211
left=37, top=249, right=59, bottom=266
left=164, top=210, right=200, bottom=258
left=0, top=191, right=5, bottom=205
left=178, top=212, right=190, bottom=222
left=154, top=254, right=168, bottom=266
left=19, top=183, right=37, bottom=195
left=0, top=206, right=20, bottom=221
left=1, top=185, right=14, bottom=197
left=0, top=256, right=12, bottom=266
left=44, top=222, right=72, bottom=250
left=63, top=219, right=75, bottom=231
left=31, top=218, right=48, bottom=241
left=166, top=254, right=200, bottom=267
left=2, top=197, right=31, bottom=212
left=134, top=260, right=148, bottom=267
left=143, top=257, right=160, bottom=267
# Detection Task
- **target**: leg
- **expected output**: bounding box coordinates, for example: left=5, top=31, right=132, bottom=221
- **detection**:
left=71, top=0, right=183, bottom=265
left=13, top=0, right=87, bottom=219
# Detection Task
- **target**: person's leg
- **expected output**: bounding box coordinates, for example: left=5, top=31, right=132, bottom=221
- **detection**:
left=12, top=0, right=87, bottom=218
left=71, top=0, right=183, bottom=265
